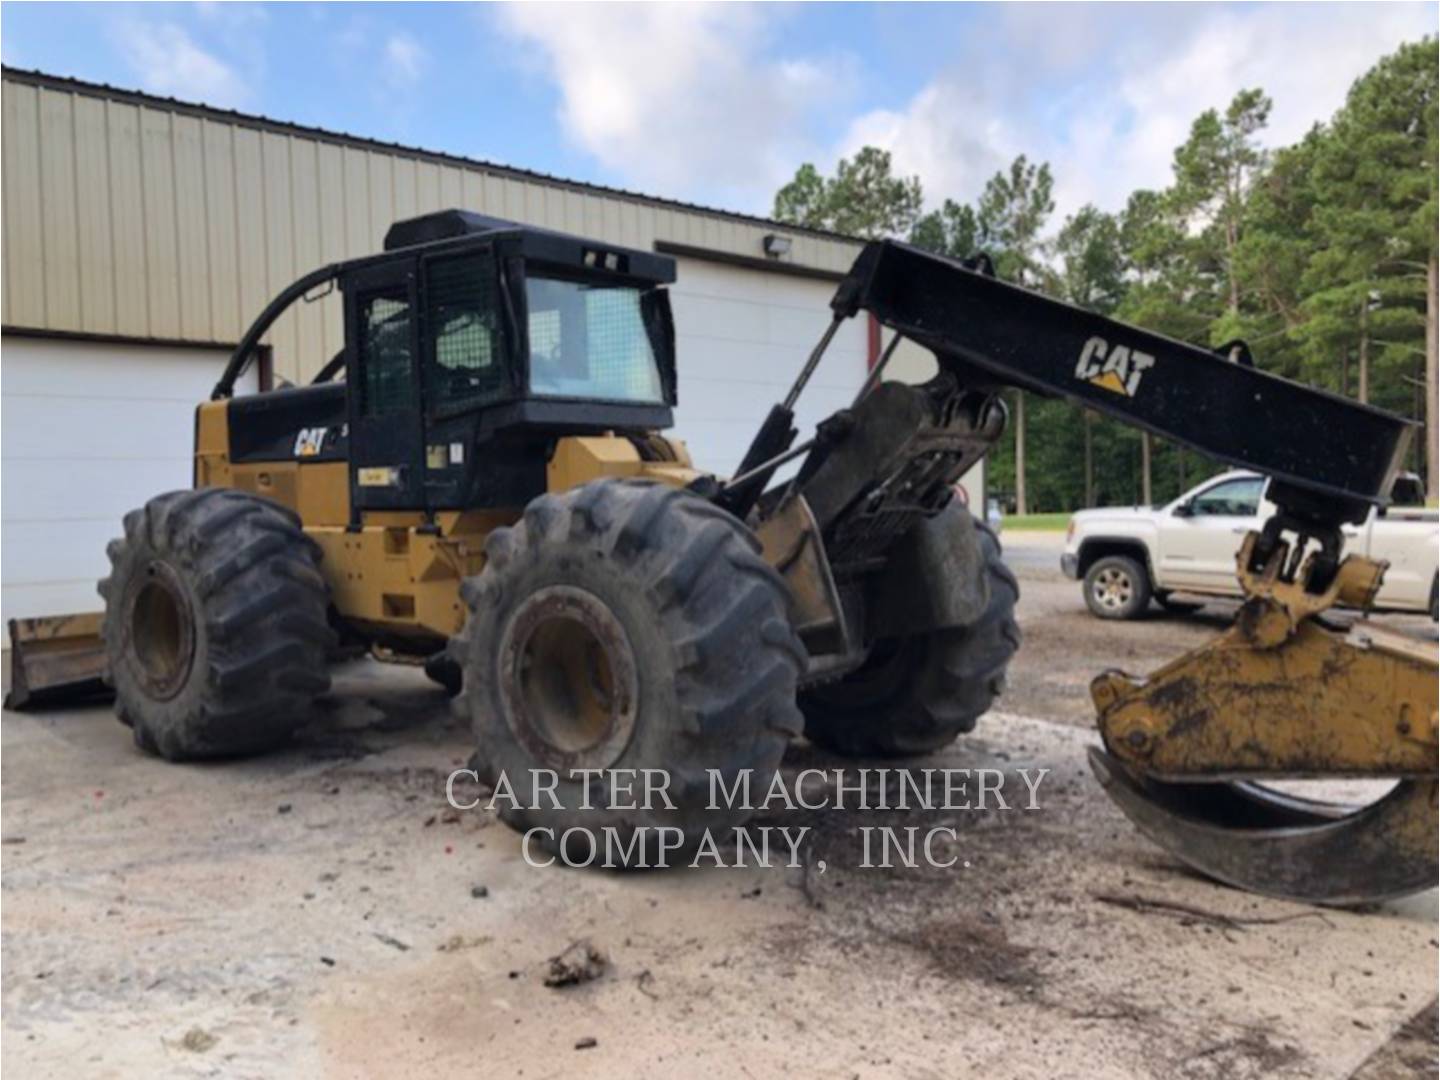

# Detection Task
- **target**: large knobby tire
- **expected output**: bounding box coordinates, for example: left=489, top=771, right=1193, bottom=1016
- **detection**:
left=99, top=489, right=334, bottom=759
left=423, top=651, right=463, bottom=697
left=799, top=516, right=1020, bottom=758
left=452, top=479, right=803, bottom=864
left=1083, top=554, right=1151, bottom=620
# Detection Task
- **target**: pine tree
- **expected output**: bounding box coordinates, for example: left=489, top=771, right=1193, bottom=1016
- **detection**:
left=974, top=156, right=1057, bottom=514
left=1055, top=206, right=1127, bottom=506
left=772, top=147, right=924, bottom=240
left=909, top=199, right=978, bottom=259
left=1300, top=39, right=1437, bottom=488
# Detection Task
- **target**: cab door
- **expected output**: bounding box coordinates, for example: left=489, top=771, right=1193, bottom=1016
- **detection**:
left=345, top=259, right=426, bottom=513
left=1155, top=475, right=1267, bottom=591
left=417, top=246, right=515, bottom=508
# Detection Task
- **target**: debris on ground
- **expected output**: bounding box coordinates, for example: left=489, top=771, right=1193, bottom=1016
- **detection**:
left=544, top=939, right=608, bottom=988
left=178, top=1028, right=217, bottom=1053
left=470, top=884, right=489, bottom=899
left=373, top=933, right=411, bottom=952
left=1093, top=892, right=1335, bottom=933
left=574, top=1036, right=598, bottom=1050
left=437, top=934, right=491, bottom=953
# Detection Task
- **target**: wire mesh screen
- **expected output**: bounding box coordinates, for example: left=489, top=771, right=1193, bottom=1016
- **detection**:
left=360, top=294, right=415, bottom=416
left=425, top=254, right=507, bottom=410
left=526, top=278, right=663, bottom=403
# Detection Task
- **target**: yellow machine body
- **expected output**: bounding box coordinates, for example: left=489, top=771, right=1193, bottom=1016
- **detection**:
left=193, top=400, right=699, bottom=647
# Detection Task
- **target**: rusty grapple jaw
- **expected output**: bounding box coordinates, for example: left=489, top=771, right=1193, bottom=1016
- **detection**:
left=1089, top=530, right=1439, bottom=907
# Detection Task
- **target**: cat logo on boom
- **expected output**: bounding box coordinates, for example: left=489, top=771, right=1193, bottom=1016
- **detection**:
left=1074, top=337, right=1155, bottom=398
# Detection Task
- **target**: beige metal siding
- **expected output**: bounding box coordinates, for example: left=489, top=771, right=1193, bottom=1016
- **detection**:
left=107, top=100, right=148, bottom=338
left=3, top=84, right=44, bottom=328
left=73, top=94, right=115, bottom=333
left=2, top=73, right=862, bottom=383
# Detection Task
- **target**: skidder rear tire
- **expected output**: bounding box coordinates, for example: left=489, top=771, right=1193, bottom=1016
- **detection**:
left=453, top=479, right=803, bottom=865
left=99, top=489, right=334, bottom=759
left=800, top=515, right=1020, bottom=758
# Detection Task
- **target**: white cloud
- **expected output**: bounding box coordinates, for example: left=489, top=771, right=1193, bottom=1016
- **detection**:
left=837, top=3, right=1436, bottom=224
left=193, top=2, right=269, bottom=31
left=383, top=32, right=427, bottom=88
left=493, top=2, right=854, bottom=209
left=115, top=21, right=251, bottom=108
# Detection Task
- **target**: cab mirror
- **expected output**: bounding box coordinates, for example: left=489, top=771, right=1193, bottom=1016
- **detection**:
left=1173, top=500, right=1194, bottom=518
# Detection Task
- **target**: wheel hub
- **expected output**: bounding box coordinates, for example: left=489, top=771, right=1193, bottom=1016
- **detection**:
left=499, top=586, right=639, bottom=771
left=1094, top=567, right=1132, bottom=610
left=126, top=561, right=196, bottom=700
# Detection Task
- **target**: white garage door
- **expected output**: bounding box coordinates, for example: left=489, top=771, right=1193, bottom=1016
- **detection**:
left=1, top=337, right=257, bottom=625
left=666, top=258, right=868, bottom=479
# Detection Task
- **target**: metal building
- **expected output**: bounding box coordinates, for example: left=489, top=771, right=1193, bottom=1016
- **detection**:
left=0, top=67, right=973, bottom=624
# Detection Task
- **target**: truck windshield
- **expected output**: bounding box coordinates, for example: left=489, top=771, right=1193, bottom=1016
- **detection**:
left=526, top=276, right=665, bottom=404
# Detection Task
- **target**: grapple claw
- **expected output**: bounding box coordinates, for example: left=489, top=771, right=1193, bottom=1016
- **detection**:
left=1089, top=747, right=1438, bottom=907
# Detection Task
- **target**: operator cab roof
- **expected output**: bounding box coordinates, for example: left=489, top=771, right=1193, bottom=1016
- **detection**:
left=381, top=208, right=677, bottom=286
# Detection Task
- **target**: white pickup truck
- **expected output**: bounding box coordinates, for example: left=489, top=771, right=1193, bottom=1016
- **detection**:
left=1061, top=470, right=1438, bottom=620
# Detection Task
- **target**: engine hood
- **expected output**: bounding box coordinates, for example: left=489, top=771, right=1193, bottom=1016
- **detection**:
left=1069, top=505, right=1169, bottom=529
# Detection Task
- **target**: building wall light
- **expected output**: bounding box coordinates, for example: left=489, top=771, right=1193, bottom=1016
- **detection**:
left=762, top=234, right=793, bottom=259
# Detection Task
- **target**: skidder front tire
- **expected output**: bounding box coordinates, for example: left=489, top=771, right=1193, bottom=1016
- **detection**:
left=99, top=489, right=334, bottom=760
left=424, top=652, right=463, bottom=697
left=453, top=479, right=804, bottom=865
left=800, top=515, right=1020, bottom=758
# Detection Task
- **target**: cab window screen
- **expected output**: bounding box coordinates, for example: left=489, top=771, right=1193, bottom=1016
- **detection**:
left=526, top=277, right=664, bottom=403
left=359, top=292, right=414, bottom=416
left=425, top=254, right=506, bottom=410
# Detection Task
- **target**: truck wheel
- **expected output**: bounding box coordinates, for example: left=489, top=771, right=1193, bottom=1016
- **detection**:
left=99, top=489, right=333, bottom=759
left=799, top=518, right=1020, bottom=758
left=1084, top=554, right=1151, bottom=620
left=452, top=479, right=803, bottom=864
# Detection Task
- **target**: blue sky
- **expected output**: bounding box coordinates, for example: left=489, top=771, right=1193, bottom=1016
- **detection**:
left=3, top=2, right=1435, bottom=223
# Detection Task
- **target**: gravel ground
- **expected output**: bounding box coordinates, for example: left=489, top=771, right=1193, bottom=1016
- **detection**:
left=3, top=532, right=1435, bottom=1078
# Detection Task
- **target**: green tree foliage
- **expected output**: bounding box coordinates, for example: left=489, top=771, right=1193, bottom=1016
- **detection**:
left=909, top=199, right=977, bottom=259
left=1054, top=205, right=1126, bottom=315
left=974, top=157, right=1058, bottom=511
left=975, top=155, right=1056, bottom=287
left=1300, top=38, right=1436, bottom=426
left=771, top=163, right=827, bottom=229
left=772, top=147, right=924, bottom=239
left=1231, top=131, right=1323, bottom=382
left=1171, top=88, right=1273, bottom=332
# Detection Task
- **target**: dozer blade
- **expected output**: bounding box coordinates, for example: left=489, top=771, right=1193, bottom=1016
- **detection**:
left=1089, top=748, right=1438, bottom=906
left=4, top=613, right=111, bottom=710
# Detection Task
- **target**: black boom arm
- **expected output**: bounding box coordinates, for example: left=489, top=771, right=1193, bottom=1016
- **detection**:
left=831, top=240, right=1414, bottom=527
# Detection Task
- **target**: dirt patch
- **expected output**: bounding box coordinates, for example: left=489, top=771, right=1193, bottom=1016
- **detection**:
left=877, top=913, right=1038, bottom=987
left=1173, top=1029, right=1305, bottom=1079
left=1350, top=999, right=1440, bottom=1079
